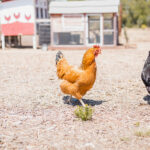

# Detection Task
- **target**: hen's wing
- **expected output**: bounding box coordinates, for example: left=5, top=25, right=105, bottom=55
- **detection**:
left=57, top=58, right=83, bottom=83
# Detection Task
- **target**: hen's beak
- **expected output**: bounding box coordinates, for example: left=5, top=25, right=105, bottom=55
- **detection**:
left=98, top=49, right=101, bottom=54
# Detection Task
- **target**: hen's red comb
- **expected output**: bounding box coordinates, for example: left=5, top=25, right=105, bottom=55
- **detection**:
left=93, top=45, right=100, bottom=48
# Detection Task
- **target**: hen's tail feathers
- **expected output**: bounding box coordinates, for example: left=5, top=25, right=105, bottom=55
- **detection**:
left=56, top=51, right=64, bottom=65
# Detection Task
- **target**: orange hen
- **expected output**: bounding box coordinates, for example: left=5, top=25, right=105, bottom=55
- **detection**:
left=56, top=45, right=101, bottom=106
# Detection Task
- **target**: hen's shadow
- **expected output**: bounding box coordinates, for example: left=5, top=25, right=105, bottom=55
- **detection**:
left=63, top=96, right=106, bottom=106
left=143, top=95, right=150, bottom=104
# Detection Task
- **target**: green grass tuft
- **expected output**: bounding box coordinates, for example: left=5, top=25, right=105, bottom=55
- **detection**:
left=135, top=122, right=140, bottom=127
left=135, top=130, right=150, bottom=137
left=75, top=104, right=93, bottom=121
left=120, top=137, right=130, bottom=142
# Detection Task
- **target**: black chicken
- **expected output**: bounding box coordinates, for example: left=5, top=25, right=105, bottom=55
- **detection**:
left=141, top=51, right=150, bottom=93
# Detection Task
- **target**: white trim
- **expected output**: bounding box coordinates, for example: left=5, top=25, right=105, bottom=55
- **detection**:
left=49, top=1, right=120, bottom=14
left=36, top=19, right=50, bottom=22
left=104, top=29, right=114, bottom=32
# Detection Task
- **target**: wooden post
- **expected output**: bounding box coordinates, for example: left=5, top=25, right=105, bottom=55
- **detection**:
left=114, top=13, right=117, bottom=46
left=84, top=14, right=87, bottom=47
left=8, top=36, right=11, bottom=48
left=50, top=15, right=54, bottom=47
left=33, top=0, right=37, bottom=50
left=100, top=14, right=103, bottom=46
left=19, top=35, right=22, bottom=47
left=1, top=34, right=5, bottom=50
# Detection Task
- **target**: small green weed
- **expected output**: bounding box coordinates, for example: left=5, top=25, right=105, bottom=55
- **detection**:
left=120, top=137, right=130, bottom=142
left=75, top=104, right=93, bottom=121
left=135, top=122, right=140, bottom=127
left=135, top=130, right=150, bottom=137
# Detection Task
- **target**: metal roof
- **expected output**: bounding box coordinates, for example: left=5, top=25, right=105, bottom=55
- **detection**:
left=49, top=0, right=120, bottom=14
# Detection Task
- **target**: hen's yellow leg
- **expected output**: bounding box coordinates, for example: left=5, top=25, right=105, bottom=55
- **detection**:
left=79, top=99, right=86, bottom=107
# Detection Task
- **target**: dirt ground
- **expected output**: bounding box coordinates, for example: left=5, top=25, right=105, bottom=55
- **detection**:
left=0, top=28, right=150, bottom=150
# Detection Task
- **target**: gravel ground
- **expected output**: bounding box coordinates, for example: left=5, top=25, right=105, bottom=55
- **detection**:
left=0, top=28, right=150, bottom=150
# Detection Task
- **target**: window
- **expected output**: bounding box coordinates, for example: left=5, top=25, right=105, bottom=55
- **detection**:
left=104, top=31, right=114, bottom=45
left=88, top=16, right=100, bottom=44
left=104, top=14, right=114, bottom=30
left=103, top=14, right=114, bottom=45
left=45, top=9, right=48, bottom=18
left=54, top=32, right=84, bottom=45
left=40, top=8, right=43, bottom=18
left=36, top=8, right=39, bottom=19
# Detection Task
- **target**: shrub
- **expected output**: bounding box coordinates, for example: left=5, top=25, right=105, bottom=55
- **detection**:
left=75, top=104, right=93, bottom=121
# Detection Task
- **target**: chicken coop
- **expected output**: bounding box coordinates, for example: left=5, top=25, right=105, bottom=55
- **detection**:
left=0, top=0, right=50, bottom=50
left=49, top=0, right=120, bottom=50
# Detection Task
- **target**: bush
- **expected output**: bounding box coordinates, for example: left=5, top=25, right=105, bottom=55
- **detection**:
left=75, top=104, right=93, bottom=121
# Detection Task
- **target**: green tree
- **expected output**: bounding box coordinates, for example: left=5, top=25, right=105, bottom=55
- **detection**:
left=121, top=0, right=150, bottom=27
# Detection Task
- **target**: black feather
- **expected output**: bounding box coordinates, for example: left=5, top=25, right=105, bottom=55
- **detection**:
left=56, top=51, right=64, bottom=65
left=141, top=51, right=150, bottom=93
